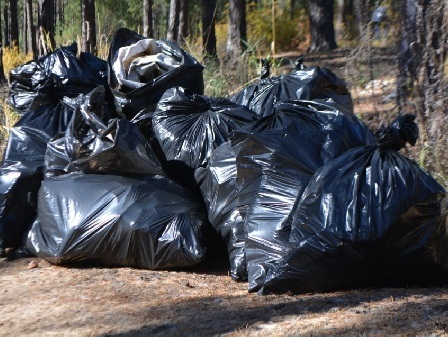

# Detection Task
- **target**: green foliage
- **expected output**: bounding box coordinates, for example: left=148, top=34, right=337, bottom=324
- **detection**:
left=202, top=52, right=259, bottom=98
left=55, top=1, right=81, bottom=46
left=246, top=1, right=309, bottom=54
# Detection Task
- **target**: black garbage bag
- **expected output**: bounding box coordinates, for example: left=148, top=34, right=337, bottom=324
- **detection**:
left=0, top=94, right=104, bottom=251
left=1, top=45, right=110, bottom=255
left=195, top=141, right=247, bottom=280
left=153, top=87, right=258, bottom=186
left=262, top=114, right=447, bottom=294
left=195, top=100, right=374, bottom=284
left=44, top=86, right=164, bottom=179
left=229, top=59, right=353, bottom=117
left=0, top=96, right=99, bottom=250
left=0, top=126, right=48, bottom=251
left=108, top=28, right=204, bottom=119
left=13, top=98, right=78, bottom=139
left=431, top=213, right=448, bottom=271
left=234, top=100, right=376, bottom=291
left=26, top=173, right=208, bottom=269
left=8, top=44, right=108, bottom=115
left=0, top=98, right=79, bottom=253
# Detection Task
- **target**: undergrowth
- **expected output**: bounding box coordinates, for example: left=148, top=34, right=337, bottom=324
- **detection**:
left=3, top=47, right=34, bottom=79
left=0, top=99, right=21, bottom=156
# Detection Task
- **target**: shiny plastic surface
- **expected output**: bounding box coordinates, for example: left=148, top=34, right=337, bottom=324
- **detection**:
left=261, top=115, right=447, bottom=294
left=233, top=100, right=375, bottom=291
left=27, top=173, right=208, bottom=269
left=230, top=60, right=353, bottom=117
left=153, top=87, right=257, bottom=185
left=8, top=44, right=107, bottom=114
left=108, top=28, right=204, bottom=119
left=0, top=126, right=48, bottom=248
left=0, top=100, right=76, bottom=250
left=44, top=86, right=163, bottom=178
left=195, top=141, right=246, bottom=280
left=1, top=45, right=108, bottom=252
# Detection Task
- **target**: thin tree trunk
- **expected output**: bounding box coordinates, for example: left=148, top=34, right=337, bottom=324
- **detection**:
left=308, top=0, right=338, bottom=52
left=201, top=0, right=217, bottom=59
left=397, top=0, right=418, bottom=109
left=167, top=0, right=179, bottom=43
left=0, top=48, right=6, bottom=83
left=226, top=0, right=246, bottom=64
left=177, top=0, right=189, bottom=45
left=0, top=1, right=3, bottom=47
left=9, top=0, right=18, bottom=48
left=337, top=0, right=356, bottom=40
left=143, top=0, right=153, bottom=38
left=38, top=0, right=56, bottom=56
left=0, top=4, right=6, bottom=83
left=4, top=5, right=9, bottom=48
left=56, top=0, right=65, bottom=38
left=353, top=0, right=370, bottom=38
left=239, top=0, right=246, bottom=50
left=81, top=0, right=96, bottom=54
left=25, top=0, right=37, bottom=58
left=290, top=0, right=295, bottom=20
left=23, top=0, right=26, bottom=53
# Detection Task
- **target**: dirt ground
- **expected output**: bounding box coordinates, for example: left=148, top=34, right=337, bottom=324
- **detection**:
left=1, top=257, right=448, bottom=336
left=1, top=48, right=448, bottom=336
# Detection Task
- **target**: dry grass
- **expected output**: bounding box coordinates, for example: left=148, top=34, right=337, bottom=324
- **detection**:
left=0, top=98, right=20, bottom=156
left=2, top=46, right=33, bottom=78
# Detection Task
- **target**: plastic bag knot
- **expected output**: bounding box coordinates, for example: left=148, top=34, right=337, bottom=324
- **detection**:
left=260, top=58, right=271, bottom=79
left=294, top=58, right=305, bottom=70
left=375, top=114, right=418, bottom=150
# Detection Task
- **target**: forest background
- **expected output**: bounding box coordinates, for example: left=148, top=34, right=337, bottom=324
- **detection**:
left=0, top=0, right=446, bottom=187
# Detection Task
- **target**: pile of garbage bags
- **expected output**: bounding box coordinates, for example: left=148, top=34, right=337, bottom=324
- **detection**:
left=1, top=28, right=447, bottom=294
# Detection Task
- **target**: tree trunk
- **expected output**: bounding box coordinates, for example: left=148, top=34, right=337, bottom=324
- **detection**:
left=9, top=0, right=18, bottom=48
left=308, top=0, right=338, bottom=52
left=178, top=0, right=189, bottom=45
left=81, top=0, right=96, bottom=54
left=239, top=0, right=246, bottom=49
left=167, top=0, right=179, bottom=43
left=226, top=0, right=246, bottom=64
left=0, top=3, right=3, bottom=47
left=38, top=0, right=56, bottom=57
left=337, top=0, right=356, bottom=41
left=0, top=48, right=6, bottom=83
left=143, top=0, right=153, bottom=38
left=397, top=0, right=418, bottom=108
left=25, top=0, right=37, bottom=58
left=0, top=6, right=6, bottom=83
left=202, top=0, right=217, bottom=59
left=353, top=0, right=370, bottom=38
left=23, top=0, right=26, bottom=52
left=397, top=0, right=448, bottom=175
left=56, top=0, right=65, bottom=38
left=290, top=0, right=295, bottom=19
left=3, top=4, right=9, bottom=48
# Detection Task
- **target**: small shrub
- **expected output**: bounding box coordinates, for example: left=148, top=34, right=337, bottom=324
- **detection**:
left=2, top=46, right=34, bottom=79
